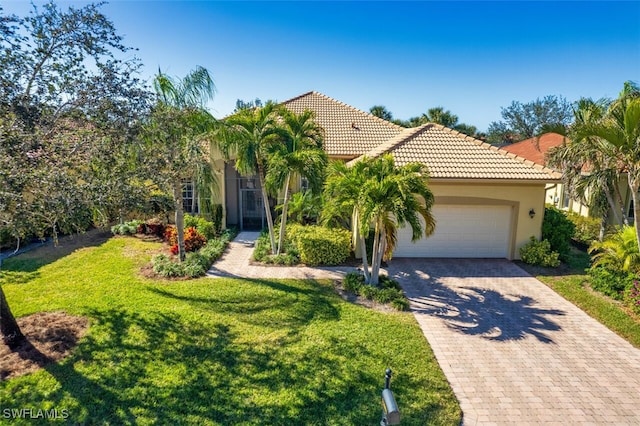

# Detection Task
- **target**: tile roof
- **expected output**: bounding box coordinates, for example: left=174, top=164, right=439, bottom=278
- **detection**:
left=501, top=133, right=567, bottom=167
left=281, top=91, right=560, bottom=182
left=282, top=91, right=404, bottom=158
left=350, top=124, right=562, bottom=181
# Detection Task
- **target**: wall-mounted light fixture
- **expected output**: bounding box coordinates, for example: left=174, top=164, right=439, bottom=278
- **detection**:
left=529, top=208, right=536, bottom=219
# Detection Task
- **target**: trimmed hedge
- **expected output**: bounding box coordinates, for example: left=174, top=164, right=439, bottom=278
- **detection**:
left=288, top=225, right=352, bottom=266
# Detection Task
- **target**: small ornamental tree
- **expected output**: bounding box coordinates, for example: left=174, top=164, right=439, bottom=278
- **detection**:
left=324, top=154, right=435, bottom=285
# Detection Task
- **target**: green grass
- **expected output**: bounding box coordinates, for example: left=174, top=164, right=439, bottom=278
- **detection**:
left=519, top=247, right=640, bottom=349
left=0, top=237, right=461, bottom=425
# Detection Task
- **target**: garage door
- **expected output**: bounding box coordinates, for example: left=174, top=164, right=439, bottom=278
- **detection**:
left=393, top=205, right=512, bottom=258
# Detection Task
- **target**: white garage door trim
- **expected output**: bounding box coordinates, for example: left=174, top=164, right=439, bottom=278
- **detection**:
left=393, top=204, right=513, bottom=258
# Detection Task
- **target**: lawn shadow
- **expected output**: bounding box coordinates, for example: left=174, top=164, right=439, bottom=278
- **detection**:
left=11, top=306, right=381, bottom=424
left=390, top=259, right=566, bottom=343
left=0, top=228, right=112, bottom=284
left=147, top=278, right=340, bottom=330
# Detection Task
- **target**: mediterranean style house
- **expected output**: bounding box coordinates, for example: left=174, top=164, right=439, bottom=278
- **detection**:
left=208, top=91, right=562, bottom=260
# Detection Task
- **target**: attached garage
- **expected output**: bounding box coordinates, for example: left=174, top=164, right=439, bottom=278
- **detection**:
left=394, top=204, right=513, bottom=258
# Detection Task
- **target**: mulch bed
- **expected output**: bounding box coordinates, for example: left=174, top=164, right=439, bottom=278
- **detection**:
left=0, top=312, right=88, bottom=381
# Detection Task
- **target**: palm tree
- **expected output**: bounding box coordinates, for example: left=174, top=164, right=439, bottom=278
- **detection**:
left=324, top=154, right=435, bottom=285
left=589, top=225, right=640, bottom=273
left=218, top=102, right=281, bottom=253
left=265, top=109, right=327, bottom=255
left=547, top=97, right=628, bottom=239
left=572, top=82, right=640, bottom=248
left=147, top=66, right=216, bottom=262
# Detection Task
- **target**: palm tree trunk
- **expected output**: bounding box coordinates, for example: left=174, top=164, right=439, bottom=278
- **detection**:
left=276, top=173, right=291, bottom=255
left=604, top=189, right=623, bottom=226
left=173, top=181, right=186, bottom=262
left=359, top=234, right=371, bottom=284
left=257, top=165, right=276, bottom=253
left=354, top=210, right=371, bottom=283
left=370, top=222, right=381, bottom=286
left=614, top=185, right=629, bottom=226
left=1, top=284, right=25, bottom=350
left=628, top=175, right=640, bottom=250
left=371, top=227, right=386, bottom=286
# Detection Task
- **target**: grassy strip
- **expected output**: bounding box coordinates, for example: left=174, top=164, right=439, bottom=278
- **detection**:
left=535, top=274, right=640, bottom=348
left=520, top=249, right=640, bottom=349
left=1, top=237, right=460, bottom=425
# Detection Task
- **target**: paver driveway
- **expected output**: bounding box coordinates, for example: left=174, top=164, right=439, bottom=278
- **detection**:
left=388, top=259, right=640, bottom=425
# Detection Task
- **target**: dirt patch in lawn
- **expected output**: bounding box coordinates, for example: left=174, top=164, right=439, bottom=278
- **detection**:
left=0, top=312, right=88, bottom=381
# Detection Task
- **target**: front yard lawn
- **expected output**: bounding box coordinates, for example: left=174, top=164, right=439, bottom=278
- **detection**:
left=518, top=247, right=640, bottom=348
left=0, top=237, right=460, bottom=425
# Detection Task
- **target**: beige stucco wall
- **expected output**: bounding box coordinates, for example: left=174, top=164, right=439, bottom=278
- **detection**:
left=429, top=180, right=547, bottom=260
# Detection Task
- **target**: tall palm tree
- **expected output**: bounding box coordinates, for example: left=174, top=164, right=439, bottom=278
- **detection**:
left=265, top=109, right=327, bottom=255
left=324, top=154, right=435, bottom=285
left=572, top=82, right=640, bottom=248
left=547, top=98, right=628, bottom=239
left=147, top=66, right=216, bottom=262
left=218, top=102, right=281, bottom=253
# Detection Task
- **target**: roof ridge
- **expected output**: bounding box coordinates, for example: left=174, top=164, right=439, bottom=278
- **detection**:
left=285, top=90, right=405, bottom=131
left=347, top=124, right=433, bottom=166
left=279, top=90, right=316, bottom=105
left=429, top=124, right=561, bottom=178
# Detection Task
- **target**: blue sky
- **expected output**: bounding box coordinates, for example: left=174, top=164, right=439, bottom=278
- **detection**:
left=4, top=1, right=640, bottom=131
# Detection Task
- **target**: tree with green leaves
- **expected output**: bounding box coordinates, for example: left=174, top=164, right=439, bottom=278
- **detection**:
left=369, top=105, right=394, bottom=121
left=547, top=98, right=628, bottom=239
left=323, top=154, right=435, bottom=285
left=487, top=95, right=573, bottom=144
left=0, top=2, right=150, bottom=349
left=570, top=82, right=640, bottom=248
left=265, top=109, right=327, bottom=255
left=218, top=102, right=282, bottom=252
left=144, top=66, right=217, bottom=262
left=370, top=104, right=479, bottom=137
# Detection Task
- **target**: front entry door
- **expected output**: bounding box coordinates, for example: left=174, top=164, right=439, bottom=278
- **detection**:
left=240, top=189, right=264, bottom=230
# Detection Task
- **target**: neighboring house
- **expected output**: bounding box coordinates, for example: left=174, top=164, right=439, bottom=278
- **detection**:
left=501, top=133, right=589, bottom=215
left=214, top=91, right=561, bottom=260
left=502, top=133, right=633, bottom=226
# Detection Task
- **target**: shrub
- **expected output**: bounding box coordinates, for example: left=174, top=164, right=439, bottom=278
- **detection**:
left=111, top=220, right=143, bottom=236
left=164, top=225, right=207, bottom=253
left=151, top=231, right=232, bottom=278
left=152, top=254, right=184, bottom=278
left=144, top=218, right=165, bottom=237
left=588, top=226, right=640, bottom=274
left=588, top=267, right=636, bottom=300
left=289, top=225, right=351, bottom=266
left=184, top=214, right=216, bottom=240
left=519, top=236, right=561, bottom=267
left=542, top=207, right=575, bottom=261
left=341, top=272, right=408, bottom=311
left=252, top=231, right=272, bottom=262
left=624, top=281, right=640, bottom=315
left=566, top=212, right=601, bottom=246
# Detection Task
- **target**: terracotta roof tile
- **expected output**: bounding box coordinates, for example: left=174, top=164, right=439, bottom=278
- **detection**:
left=281, top=91, right=560, bottom=182
left=350, top=124, right=561, bottom=181
left=282, top=91, right=404, bottom=158
left=501, top=133, right=567, bottom=167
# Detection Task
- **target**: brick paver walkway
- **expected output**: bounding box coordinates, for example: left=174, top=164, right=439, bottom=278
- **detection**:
left=206, top=231, right=355, bottom=279
left=388, top=258, right=640, bottom=425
